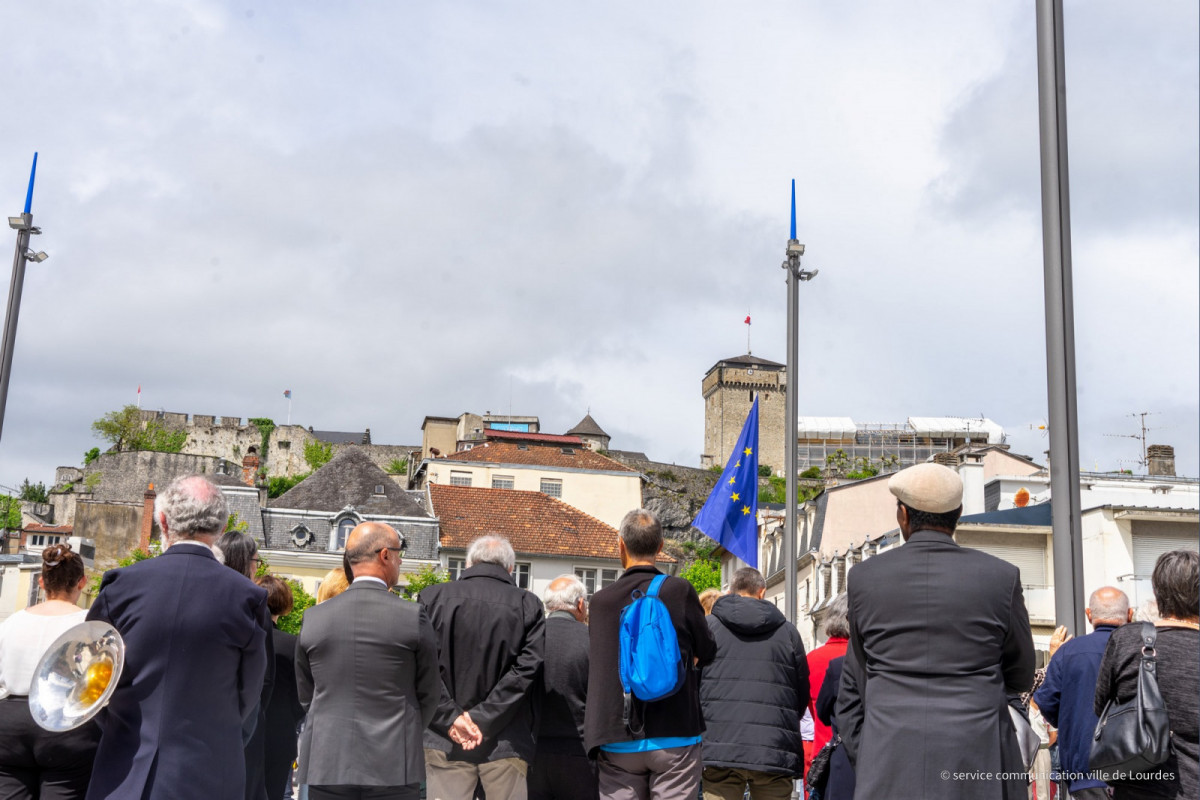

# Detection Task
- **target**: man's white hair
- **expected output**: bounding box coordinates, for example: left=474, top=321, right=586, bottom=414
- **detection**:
left=155, top=475, right=229, bottom=542
left=465, top=535, right=516, bottom=572
left=544, top=575, right=586, bottom=612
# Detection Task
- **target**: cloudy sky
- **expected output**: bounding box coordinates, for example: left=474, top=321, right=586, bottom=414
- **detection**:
left=0, top=1, right=1196, bottom=492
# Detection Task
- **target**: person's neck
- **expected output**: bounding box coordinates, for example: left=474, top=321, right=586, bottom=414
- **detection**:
left=623, top=558, right=658, bottom=569
left=353, top=569, right=388, bottom=583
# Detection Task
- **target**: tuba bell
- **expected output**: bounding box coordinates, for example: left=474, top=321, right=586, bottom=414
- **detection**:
left=28, top=620, right=125, bottom=732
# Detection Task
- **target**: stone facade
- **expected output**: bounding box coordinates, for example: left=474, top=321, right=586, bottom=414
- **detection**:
left=73, top=450, right=232, bottom=505
left=78, top=500, right=144, bottom=572
left=701, top=356, right=787, bottom=475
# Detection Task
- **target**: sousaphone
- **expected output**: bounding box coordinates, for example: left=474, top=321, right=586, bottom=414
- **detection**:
left=28, top=621, right=125, bottom=731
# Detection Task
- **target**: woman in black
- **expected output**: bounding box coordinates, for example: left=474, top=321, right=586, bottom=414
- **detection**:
left=1094, top=549, right=1199, bottom=800
left=254, top=575, right=305, bottom=800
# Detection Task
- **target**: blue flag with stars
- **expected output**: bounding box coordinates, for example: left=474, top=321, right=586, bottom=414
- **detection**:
left=692, top=397, right=759, bottom=567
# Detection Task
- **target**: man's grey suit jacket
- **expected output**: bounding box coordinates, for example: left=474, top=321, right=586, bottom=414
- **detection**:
left=296, top=580, right=440, bottom=788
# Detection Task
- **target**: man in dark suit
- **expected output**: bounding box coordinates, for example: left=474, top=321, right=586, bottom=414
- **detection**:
left=296, top=522, right=441, bottom=800
left=835, top=463, right=1035, bottom=800
left=529, top=574, right=596, bottom=800
left=420, top=534, right=545, bottom=800
left=86, top=475, right=271, bottom=800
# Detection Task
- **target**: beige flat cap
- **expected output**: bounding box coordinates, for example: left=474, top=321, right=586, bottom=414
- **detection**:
left=888, top=462, right=963, bottom=514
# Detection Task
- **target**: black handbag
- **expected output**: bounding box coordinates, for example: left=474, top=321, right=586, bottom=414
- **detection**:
left=1089, top=622, right=1173, bottom=783
left=807, top=734, right=839, bottom=792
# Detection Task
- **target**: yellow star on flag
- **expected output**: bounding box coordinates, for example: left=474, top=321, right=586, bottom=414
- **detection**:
left=743, top=447, right=753, bottom=456
left=742, top=505, right=751, bottom=515
left=730, top=492, right=740, bottom=502
left=728, top=476, right=736, bottom=485
left=735, top=461, right=741, bottom=468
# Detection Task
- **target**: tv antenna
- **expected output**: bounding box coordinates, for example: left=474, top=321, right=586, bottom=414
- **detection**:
left=1103, top=411, right=1160, bottom=471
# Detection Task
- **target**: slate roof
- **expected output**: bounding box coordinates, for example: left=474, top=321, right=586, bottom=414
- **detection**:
left=441, top=441, right=635, bottom=473
left=429, top=484, right=673, bottom=562
left=270, top=446, right=430, bottom=517
left=960, top=502, right=1053, bottom=527
left=566, top=414, right=609, bottom=438
left=714, top=354, right=785, bottom=369
left=310, top=428, right=371, bottom=445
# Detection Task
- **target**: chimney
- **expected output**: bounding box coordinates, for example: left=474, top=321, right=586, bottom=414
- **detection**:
left=957, top=452, right=986, bottom=515
left=1147, top=445, right=1176, bottom=478
left=933, top=452, right=958, bottom=468
left=242, top=451, right=260, bottom=487
left=139, top=483, right=156, bottom=553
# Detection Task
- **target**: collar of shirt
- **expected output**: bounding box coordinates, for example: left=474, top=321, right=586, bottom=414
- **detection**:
left=352, top=576, right=387, bottom=588
left=169, top=540, right=215, bottom=553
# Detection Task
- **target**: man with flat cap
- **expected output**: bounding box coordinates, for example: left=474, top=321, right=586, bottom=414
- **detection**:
left=835, top=462, right=1035, bottom=800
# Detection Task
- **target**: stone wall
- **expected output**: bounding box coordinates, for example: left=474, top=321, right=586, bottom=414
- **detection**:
left=79, top=451, right=232, bottom=506
left=613, top=457, right=721, bottom=547
left=701, top=364, right=786, bottom=475
left=78, top=500, right=144, bottom=572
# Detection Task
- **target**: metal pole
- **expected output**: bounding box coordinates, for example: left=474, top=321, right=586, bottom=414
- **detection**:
left=1035, top=0, right=1086, bottom=634
left=0, top=219, right=31, bottom=444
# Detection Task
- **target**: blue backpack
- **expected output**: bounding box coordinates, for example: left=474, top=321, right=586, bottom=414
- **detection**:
left=618, top=574, right=685, bottom=731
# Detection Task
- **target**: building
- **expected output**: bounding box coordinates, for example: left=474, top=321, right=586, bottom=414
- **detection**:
left=566, top=414, right=612, bottom=452
left=412, top=439, right=642, bottom=529
left=427, top=483, right=674, bottom=600
left=419, top=412, right=542, bottom=462
left=701, top=354, right=786, bottom=474
left=793, top=416, right=1006, bottom=473
left=263, top=447, right=440, bottom=597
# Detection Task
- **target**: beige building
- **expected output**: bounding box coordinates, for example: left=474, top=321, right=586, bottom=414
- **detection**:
left=413, top=440, right=642, bottom=529
left=701, top=354, right=786, bottom=475
left=419, top=412, right=542, bottom=462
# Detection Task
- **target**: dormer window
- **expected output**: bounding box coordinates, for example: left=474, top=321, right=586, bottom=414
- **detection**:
left=374, top=484, right=385, bottom=495
left=561, top=448, right=575, bottom=455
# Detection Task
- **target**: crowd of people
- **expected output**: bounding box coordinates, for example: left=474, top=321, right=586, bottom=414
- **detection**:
left=0, top=465, right=1195, bottom=800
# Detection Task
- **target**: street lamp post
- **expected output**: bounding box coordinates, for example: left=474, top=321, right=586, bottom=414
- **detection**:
left=0, top=153, right=46, bottom=445
left=782, top=180, right=818, bottom=625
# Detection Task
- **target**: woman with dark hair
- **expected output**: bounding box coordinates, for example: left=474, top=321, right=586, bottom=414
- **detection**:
left=217, top=530, right=261, bottom=579
left=0, top=543, right=100, bottom=798
left=254, top=575, right=306, bottom=800
left=1095, top=549, right=1199, bottom=800
left=217, top=532, right=271, bottom=800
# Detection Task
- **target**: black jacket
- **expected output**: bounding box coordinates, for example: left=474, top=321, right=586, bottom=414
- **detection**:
left=815, top=656, right=855, bottom=800
left=420, top=563, right=545, bottom=763
left=582, top=565, right=716, bottom=755
left=700, top=593, right=810, bottom=776
left=263, top=626, right=304, bottom=800
left=534, top=611, right=591, bottom=756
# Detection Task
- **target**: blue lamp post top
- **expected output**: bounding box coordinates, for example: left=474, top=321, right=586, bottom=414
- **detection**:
left=23, top=153, right=37, bottom=215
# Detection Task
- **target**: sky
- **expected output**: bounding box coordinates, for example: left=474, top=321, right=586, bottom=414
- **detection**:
left=0, top=1, right=1196, bottom=493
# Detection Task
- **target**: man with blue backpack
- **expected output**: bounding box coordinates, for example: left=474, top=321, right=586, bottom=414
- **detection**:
left=583, top=508, right=717, bottom=800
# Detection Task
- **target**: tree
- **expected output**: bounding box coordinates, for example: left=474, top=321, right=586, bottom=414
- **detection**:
left=386, top=458, right=408, bottom=475
left=92, top=405, right=187, bottom=454
left=400, top=564, right=450, bottom=600
left=18, top=479, right=48, bottom=503
left=267, top=473, right=309, bottom=499
left=276, top=579, right=315, bottom=635
left=83, top=447, right=101, bottom=466
left=225, top=511, right=250, bottom=533
left=0, top=495, right=20, bottom=530
left=681, top=558, right=722, bottom=594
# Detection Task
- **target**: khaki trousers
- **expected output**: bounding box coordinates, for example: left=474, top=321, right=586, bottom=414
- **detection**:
left=701, top=766, right=795, bottom=800
left=424, top=749, right=528, bottom=800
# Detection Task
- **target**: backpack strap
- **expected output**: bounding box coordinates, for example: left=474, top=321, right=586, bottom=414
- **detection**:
left=647, top=573, right=668, bottom=598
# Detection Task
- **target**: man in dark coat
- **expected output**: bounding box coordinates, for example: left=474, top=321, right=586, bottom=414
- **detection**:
left=700, top=566, right=809, bottom=800
left=420, top=534, right=545, bottom=800
left=1033, top=586, right=1131, bottom=800
left=583, top=509, right=717, bottom=800
left=815, top=656, right=855, bottom=800
left=85, top=475, right=271, bottom=800
left=297, top=522, right=441, bottom=799
left=529, top=574, right=597, bottom=800
left=835, top=463, right=1036, bottom=800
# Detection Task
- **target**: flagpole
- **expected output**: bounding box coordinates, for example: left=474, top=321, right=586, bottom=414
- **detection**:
left=781, top=179, right=817, bottom=626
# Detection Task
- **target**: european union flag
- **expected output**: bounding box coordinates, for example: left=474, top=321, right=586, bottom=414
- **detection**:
left=692, top=397, right=759, bottom=567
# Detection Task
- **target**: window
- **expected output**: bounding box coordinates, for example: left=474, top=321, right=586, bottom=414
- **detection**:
left=448, top=557, right=466, bottom=581
left=601, top=568, right=619, bottom=589
left=27, top=534, right=61, bottom=547
left=28, top=574, right=42, bottom=606
left=449, top=471, right=473, bottom=487
left=576, top=567, right=617, bottom=596
left=514, top=562, right=531, bottom=590
left=575, top=568, right=597, bottom=596
left=492, top=475, right=515, bottom=490
left=560, top=448, right=575, bottom=455
left=331, top=518, right=355, bottom=551
left=374, top=484, right=385, bottom=495
left=540, top=478, right=562, bottom=498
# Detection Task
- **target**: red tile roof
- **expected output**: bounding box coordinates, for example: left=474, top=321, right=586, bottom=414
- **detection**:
left=429, top=484, right=673, bottom=563
left=441, top=441, right=636, bottom=473
left=23, top=524, right=73, bottom=534
left=478, top=429, right=584, bottom=445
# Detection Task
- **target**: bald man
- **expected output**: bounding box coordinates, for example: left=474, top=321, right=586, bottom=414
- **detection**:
left=529, top=575, right=597, bottom=800
left=1034, top=586, right=1133, bottom=800
left=296, top=522, right=441, bottom=800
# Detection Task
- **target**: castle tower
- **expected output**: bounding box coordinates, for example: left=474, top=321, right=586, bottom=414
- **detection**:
left=701, top=354, right=786, bottom=474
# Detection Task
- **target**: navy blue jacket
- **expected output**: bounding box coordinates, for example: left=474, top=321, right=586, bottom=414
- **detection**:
left=1034, top=624, right=1118, bottom=792
left=86, top=543, right=270, bottom=800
